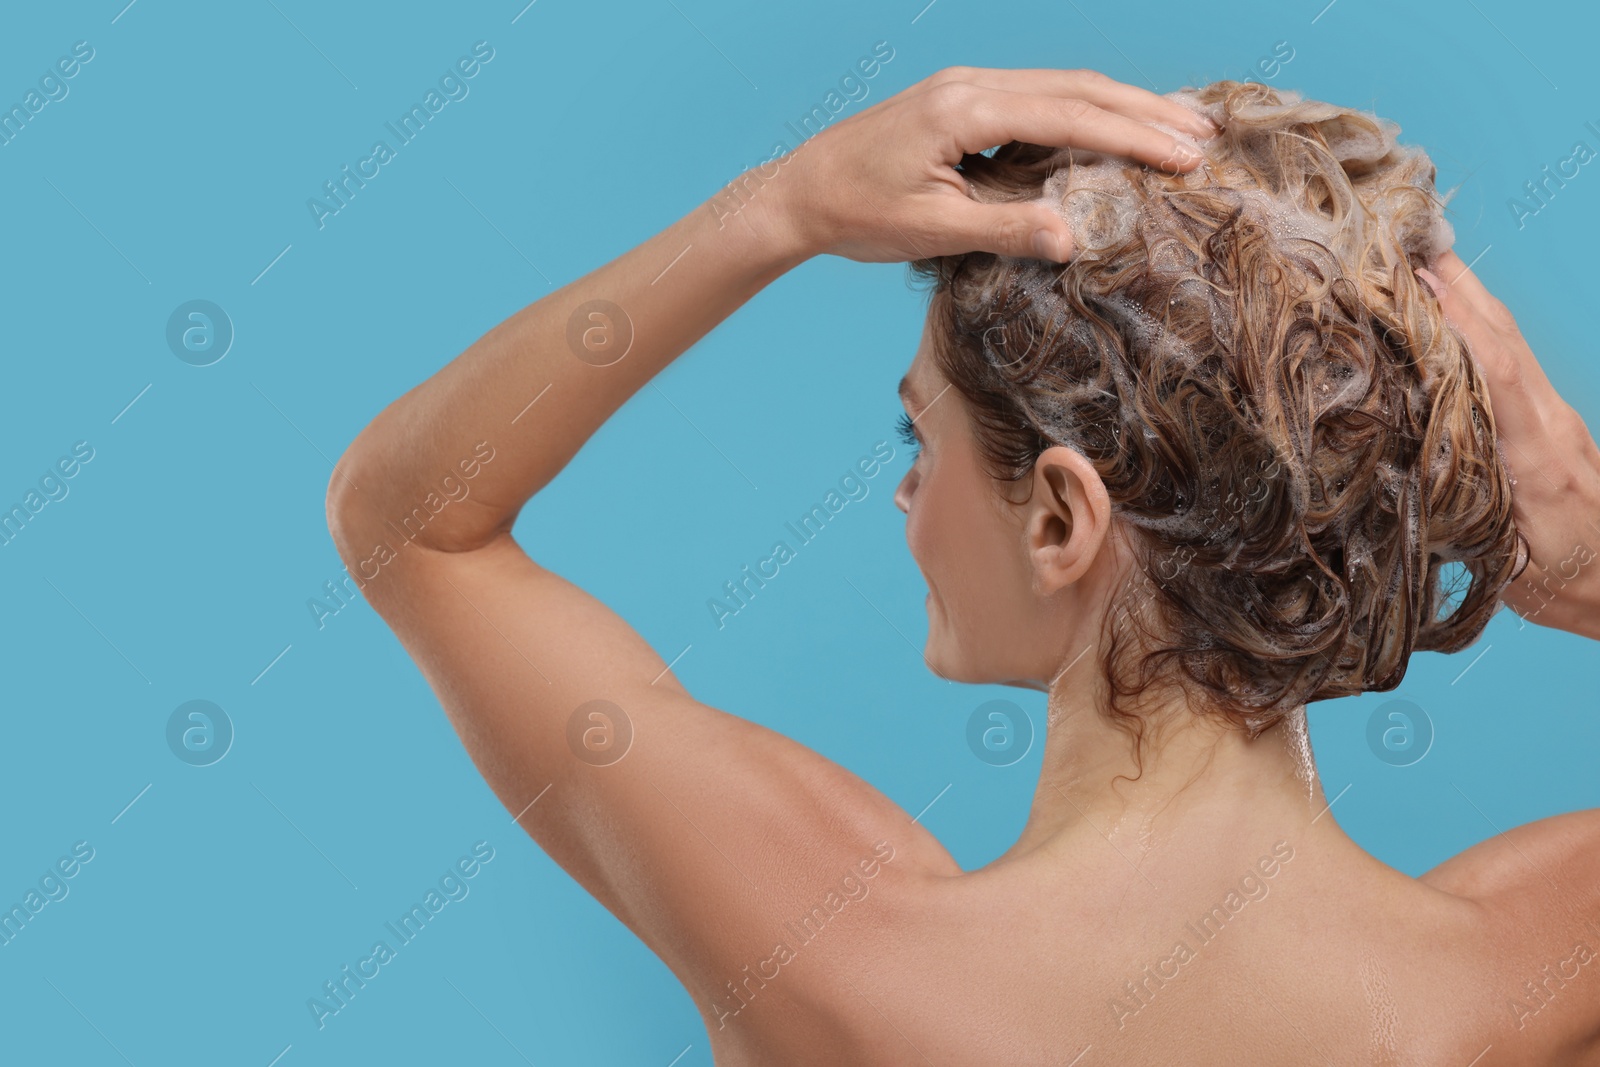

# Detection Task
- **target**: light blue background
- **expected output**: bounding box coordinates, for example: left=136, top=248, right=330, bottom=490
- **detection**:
left=1, top=0, right=1595, bottom=1063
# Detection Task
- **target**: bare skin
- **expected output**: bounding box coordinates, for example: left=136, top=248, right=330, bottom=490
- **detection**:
left=327, top=67, right=1600, bottom=1065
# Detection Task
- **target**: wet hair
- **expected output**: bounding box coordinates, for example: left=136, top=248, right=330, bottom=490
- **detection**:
left=909, top=80, right=1526, bottom=740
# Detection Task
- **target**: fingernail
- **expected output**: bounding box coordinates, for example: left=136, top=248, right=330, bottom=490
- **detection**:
left=1032, top=229, right=1064, bottom=261
left=1416, top=267, right=1445, bottom=300
left=1174, top=142, right=1204, bottom=167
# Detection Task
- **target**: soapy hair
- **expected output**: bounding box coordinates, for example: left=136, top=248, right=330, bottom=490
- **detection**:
left=910, top=80, right=1526, bottom=739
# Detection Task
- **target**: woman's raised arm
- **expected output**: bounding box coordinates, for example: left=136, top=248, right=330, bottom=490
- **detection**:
left=318, top=68, right=1218, bottom=1039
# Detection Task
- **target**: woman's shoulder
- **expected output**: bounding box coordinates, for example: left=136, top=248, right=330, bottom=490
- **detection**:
left=1420, top=807, right=1600, bottom=1063
left=1420, top=807, right=1600, bottom=907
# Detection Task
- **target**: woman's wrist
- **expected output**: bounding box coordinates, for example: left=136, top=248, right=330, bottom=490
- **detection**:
left=1519, top=597, right=1600, bottom=642
left=1506, top=530, right=1600, bottom=640
left=698, top=161, right=818, bottom=275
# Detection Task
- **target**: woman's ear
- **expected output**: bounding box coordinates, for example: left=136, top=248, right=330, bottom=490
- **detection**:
left=1024, top=445, right=1112, bottom=593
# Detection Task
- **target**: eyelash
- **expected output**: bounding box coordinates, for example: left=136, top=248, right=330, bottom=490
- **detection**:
left=895, top=411, right=921, bottom=453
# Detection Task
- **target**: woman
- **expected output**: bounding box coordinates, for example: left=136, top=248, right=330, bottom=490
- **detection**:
left=327, top=68, right=1600, bottom=1065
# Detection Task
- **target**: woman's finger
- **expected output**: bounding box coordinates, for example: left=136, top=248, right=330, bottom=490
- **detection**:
left=1418, top=257, right=1541, bottom=445
left=933, top=195, right=1078, bottom=261
left=933, top=82, right=1208, bottom=173
left=1429, top=250, right=1560, bottom=393
left=1421, top=252, right=1563, bottom=434
left=909, top=66, right=1217, bottom=140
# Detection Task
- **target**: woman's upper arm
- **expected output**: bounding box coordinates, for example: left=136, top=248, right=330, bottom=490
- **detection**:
left=339, top=526, right=959, bottom=985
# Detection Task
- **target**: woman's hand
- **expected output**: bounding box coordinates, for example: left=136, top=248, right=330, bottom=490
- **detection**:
left=771, top=67, right=1217, bottom=264
left=1421, top=251, right=1600, bottom=638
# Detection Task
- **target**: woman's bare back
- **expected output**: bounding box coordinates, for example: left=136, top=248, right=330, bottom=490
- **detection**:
left=705, top=808, right=1600, bottom=1066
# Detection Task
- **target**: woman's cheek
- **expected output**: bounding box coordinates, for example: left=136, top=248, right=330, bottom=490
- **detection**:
left=905, top=499, right=930, bottom=569
left=907, top=468, right=951, bottom=580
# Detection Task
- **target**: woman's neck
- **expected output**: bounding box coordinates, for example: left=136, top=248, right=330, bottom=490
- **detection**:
left=1000, top=668, right=1333, bottom=866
